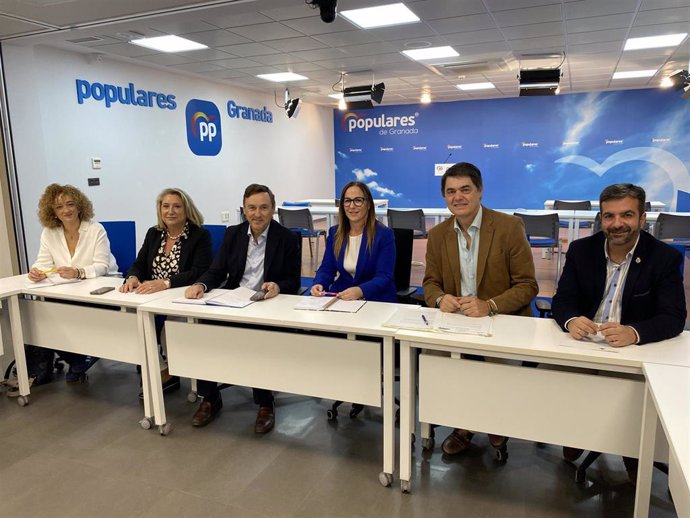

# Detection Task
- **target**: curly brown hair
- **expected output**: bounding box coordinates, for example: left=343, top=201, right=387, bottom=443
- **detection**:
left=37, top=183, right=94, bottom=228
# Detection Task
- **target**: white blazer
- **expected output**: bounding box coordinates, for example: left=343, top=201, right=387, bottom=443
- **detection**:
left=32, top=220, right=118, bottom=278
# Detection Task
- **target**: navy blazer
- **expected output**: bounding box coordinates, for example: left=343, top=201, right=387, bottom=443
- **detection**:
left=196, top=219, right=301, bottom=295
left=127, top=222, right=212, bottom=289
left=313, top=222, right=397, bottom=302
left=552, top=230, right=686, bottom=345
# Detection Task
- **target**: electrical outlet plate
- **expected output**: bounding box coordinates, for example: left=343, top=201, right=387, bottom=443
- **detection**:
left=91, top=157, right=102, bottom=169
left=220, top=211, right=231, bottom=223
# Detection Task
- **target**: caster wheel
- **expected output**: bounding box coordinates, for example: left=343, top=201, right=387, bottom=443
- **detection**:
left=496, top=446, right=509, bottom=463
left=378, top=472, right=393, bottom=487
left=187, top=391, right=198, bottom=403
left=401, top=480, right=410, bottom=493
left=159, top=423, right=173, bottom=436
left=575, top=469, right=586, bottom=484
left=17, top=395, right=29, bottom=407
left=139, top=417, right=153, bottom=430
left=326, top=408, right=337, bottom=420
left=422, top=437, right=435, bottom=451
left=411, top=433, right=416, bottom=446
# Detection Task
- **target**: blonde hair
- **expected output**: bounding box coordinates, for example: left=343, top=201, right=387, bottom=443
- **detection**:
left=155, top=188, right=204, bottom=229
left=37, top=183, right=93, bottom=228
left=334, top=181, right=376, bottom=258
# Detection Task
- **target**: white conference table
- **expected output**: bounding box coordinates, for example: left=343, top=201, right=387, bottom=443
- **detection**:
left=635, top=363, right=690, bottom=518
left=397, top=312, right=690, bottom=514
left=0, top=275, right=29, bottom=394
left=544, top=200, right=666, bottom=211
left=138, top=290, right=400, bottom=485
left=5, top=275, right=165, bottom=427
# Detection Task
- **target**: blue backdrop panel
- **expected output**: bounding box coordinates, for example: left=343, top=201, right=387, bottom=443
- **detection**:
left=333, top=89, right=690, bottom=210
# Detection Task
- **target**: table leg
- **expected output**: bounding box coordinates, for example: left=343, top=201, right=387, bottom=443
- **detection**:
left=633, top=385, right=657, bottom=518
left=9, top=295, right=30, bottom=406
left=136, top=310, right=154, bottom=430
left=141, top=310, right=170, bottom=435
left=379, top=336, right=394, bottom=487
left=399, top=340, right=414, bottom=492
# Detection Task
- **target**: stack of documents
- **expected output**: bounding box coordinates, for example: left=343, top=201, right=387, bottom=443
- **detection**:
left=294, top=297, right=367, bottom=313
left=172, top=287, right=259, bottom=308
left=383, top=307, right=493, bottom=336
left=25, top=275, right=80, bottom=288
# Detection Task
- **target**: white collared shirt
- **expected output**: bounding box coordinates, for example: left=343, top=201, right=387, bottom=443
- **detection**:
left=593, top=235, right=640, bottom=324
left=453, top=207, right=483, bottom=297
left=32, top=220, right=118, bottom=278
left=240, top=225, right=269, bottom=291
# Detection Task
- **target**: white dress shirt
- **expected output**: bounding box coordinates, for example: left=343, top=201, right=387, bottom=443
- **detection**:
left=240, top=225, right=269, bottom=291
left=32, top=220, right=118, bottom=278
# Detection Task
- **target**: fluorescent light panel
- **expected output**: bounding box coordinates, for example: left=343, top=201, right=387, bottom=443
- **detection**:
left=130, top=35, right=207, bottom=52
left=340, top=3, right=419, bottom=29
left=624, top=33, right=687, bottom=51
left=612, top=69, right=657, bottom=79
left=402, top=46, right=458, bottom=61
left=456, top=82, right=495, bottom=91
left=257, top=72, right=308, bottom=82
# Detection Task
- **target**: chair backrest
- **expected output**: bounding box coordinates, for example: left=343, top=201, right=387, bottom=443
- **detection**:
left=593, top=212, right=602, bottom=233
left=392, top=228, right=414, bottom=292
left=202, top=224, right=227, bottom=257
left=100, top=221, right=136, bottom=275
left=653, top=213, right=690, bottom=241
left=513, top=213, right=559, bottom=240
left=387, top=209, right=426, bottom=236
left=278, top=208, right=314, bottom=231
left=238, top=206, right=246, bottom=223
left=554, top=200, right=592, bottom=211
left=676, top=190, right=690, bottom=212
left=644, top=201, right=652, bottom=212
left=282, top=201, right=310, bottom=207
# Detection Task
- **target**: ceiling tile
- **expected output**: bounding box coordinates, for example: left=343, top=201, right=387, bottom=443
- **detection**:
left=502, top=21, right=564, bottom=40
left=90, top=42, right=158, bottom=58
left=628, top=22, right=690, bottom=38
left=263, top=36, right=327, bottom=53
left=408, top=0, right=488, bottom=19
left=566, top=13, right=635, bottom=33
left=208, top=12, right=274, bottom=28
left=566, top=28, right=629, bottom=45
left=210, top=57, right=263, bottom=69
left=137, top=53, right=194, bottom=66
left=366, top=23, right=438, bottom=41
left=565, top=0, right=638, bottom=19
left=281, top=16, right=354, bottom=36
left=509, top=35, right=565, bottom=51
left=216, top=42, right=281, bottom=57
left=291, top=47, right=349, bottom=61
left=180, top=29, right=250, bottom=47
left=640, top=0, right=690, bottom=9
left=492, top=5, right=563, bottom=27
left=312, top=30, right=381, bottom=47
left=170, top=61, right=226, bottom=73
left=339, top=42, right=400, bottom=57
left=425, top=13, right=496, bottom=34
left=147, top=19, right=218, bottom=34
left=0, top=15, right=51, bottom=38
left=230, top=22, right=305, bottom=41
left=634, top=6, right=690, bottom=25
left=250, top=53, right=305, bottom=66
left=442, top=29, right=507, bottom=46
left=484, top=0, right=561, bottom=9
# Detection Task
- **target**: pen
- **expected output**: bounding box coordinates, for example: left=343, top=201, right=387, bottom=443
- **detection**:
left=39, top=268, right=57, bottom=274
left=323, top=291, right=338, bottom=296
left=421, top=314, right=429, bottom=326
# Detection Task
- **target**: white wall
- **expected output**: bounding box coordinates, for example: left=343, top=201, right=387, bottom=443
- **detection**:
left=2, top=44, right=334, bottom=264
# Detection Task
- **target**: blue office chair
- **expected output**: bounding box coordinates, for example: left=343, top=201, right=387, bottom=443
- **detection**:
left=100, top=221, right=136, bottom=276
left=202, top=224, right=226, bottom=258
left=554, top=200, right=593, bottom=234
left=277, top=207, right=326, bottom=266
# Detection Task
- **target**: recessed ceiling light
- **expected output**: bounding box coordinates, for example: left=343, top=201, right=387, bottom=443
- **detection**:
left=256, top=72, right=308, bottom=82
left=612, top=69, right=657, bottom=79
left=340, top=3, right=420, bottom=29
left=130, top=35, right=207, bottom=53
left=660, top=76, right=675, bottom=88
left=456, top=82, right=495, bottom=91
left=328, top=93, right=343, bottom=99
left=402, top=46, right=458, bottom=61
left=624, top=33, right=687, bottom=51
left=420, top=92, right=431, bottom=104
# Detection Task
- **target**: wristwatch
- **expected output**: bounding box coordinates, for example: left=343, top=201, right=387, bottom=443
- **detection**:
left=435, top=295, right=444, bottom=308
left=487, top=299, right=498, bottom=317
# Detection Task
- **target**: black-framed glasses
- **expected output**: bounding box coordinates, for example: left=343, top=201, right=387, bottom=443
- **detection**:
left=343, top=197, right=366, bottom=207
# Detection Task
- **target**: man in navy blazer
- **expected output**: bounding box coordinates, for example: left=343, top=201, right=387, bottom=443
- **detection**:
left=185, top=183, right=301, bottom=433
left=552, top=183, right=686, bottom=477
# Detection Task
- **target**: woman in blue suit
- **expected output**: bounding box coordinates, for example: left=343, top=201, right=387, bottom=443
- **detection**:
left=311, top=181, right=396, bottom=302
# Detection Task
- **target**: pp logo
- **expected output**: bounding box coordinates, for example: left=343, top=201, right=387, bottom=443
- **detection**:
left=185, top=99, right=222, bottom=156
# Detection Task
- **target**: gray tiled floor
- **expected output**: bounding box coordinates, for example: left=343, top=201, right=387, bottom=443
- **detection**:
left=0, top=361, right=678, bottom=518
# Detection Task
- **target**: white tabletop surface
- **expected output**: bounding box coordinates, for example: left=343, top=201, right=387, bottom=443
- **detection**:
left=0, top=275, right=27, bottom=297
left=139, top=289, right=402, bottom=337
left=396, top=312, right=690, bottom=371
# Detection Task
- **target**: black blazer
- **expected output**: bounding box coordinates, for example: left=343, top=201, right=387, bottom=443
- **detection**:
left=552, top=230, right=686, bottom=344
left=196, top=219, right=301, bottom=295
left=126, top=223, right=212, bottom=289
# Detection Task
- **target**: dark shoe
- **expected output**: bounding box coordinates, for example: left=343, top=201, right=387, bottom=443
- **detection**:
left=138, top=375, right=181, bottom=400
left=488, top=434, right=507, bottom=448
left=192, top=397, right=222, bottom=427
left=255, top=404, right=275, bottom=434
left=65, top=356, right=98, bottom=383
left=563, top=446, right=584, bottom=463
left=441, top=429, right=474, bottom=456
left=622, top=456, right=638, bottom=485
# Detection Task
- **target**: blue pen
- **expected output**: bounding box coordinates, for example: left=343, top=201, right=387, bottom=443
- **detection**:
left=323, top=291, right=338, bottom=296
left=421, top=314, right=430, bottom=326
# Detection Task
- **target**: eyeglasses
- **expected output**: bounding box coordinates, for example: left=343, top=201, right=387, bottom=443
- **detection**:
left=343, top=197, right=366, bottom=207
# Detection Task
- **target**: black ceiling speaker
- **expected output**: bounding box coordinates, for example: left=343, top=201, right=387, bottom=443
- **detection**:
left=519, top=69, right=560, bottom=96
left=306, top=0, right=337, bottom=23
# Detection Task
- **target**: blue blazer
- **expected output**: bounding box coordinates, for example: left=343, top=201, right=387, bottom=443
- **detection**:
left=313, top=222, right=397, bottom=302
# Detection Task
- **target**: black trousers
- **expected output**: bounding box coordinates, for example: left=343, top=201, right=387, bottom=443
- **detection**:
left=197, top=379, right=273, bottom=406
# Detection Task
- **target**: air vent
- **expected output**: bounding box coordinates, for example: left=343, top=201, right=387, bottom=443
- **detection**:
left=429, top=57, right=516, bottom=78
left=67, top=36, right=105, bottom=44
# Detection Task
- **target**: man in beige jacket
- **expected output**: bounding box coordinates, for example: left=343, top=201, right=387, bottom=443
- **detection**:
left=423, top=161, right=538, bottom=457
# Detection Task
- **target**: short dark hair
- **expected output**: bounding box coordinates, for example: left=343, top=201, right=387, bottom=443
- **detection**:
left=599, top=183, right=646, bottom=215
left=243, top=183, right=275, bottom=208
left=441, top=162, right=483, bottom=194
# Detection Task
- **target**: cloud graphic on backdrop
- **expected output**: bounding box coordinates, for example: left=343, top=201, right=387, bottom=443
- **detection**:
left=351, top=168, right=401, bottom=197
left=555, top=147, right=690, bottom=209
left=561, top=93, right=606, bottom=149
left=337, top=151, right=348, bottom=159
